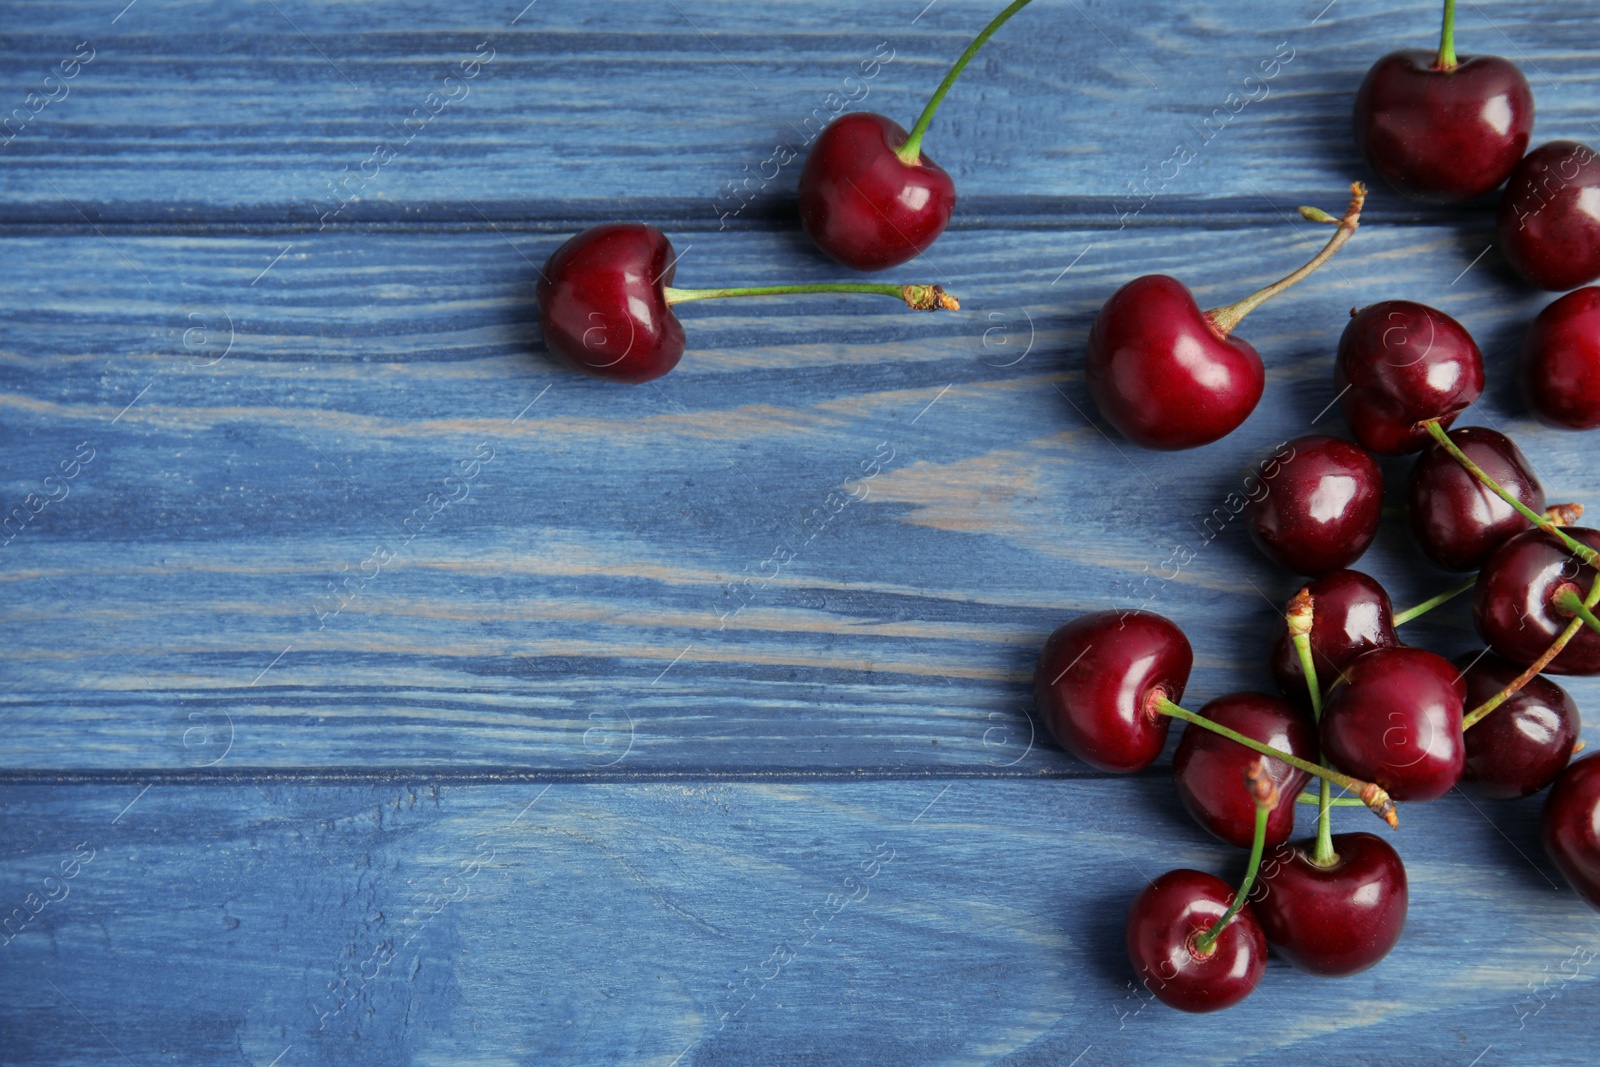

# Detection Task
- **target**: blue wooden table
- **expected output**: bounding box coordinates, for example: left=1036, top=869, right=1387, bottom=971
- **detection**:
left=4, top=1, right=1599, bottom=1062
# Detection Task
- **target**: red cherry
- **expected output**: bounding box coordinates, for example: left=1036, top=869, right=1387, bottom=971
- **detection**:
left=1543, top=754, right=1600, bottom=910
left=1033, top=611, right=1191, bottom=772
left=1497, top=141, right=1600, bottom=292
left=1335, top=300, right=1485, bottom=455
left=1518, top=287, right=1600, bottom=430
left=1125, top=869, right=1265, bottom=1013
left=1457, top=651, right=1580, bottom=799
left=1269, top=569, right=1401, bottom=708
left=1245, top=434, right=1383, bottom=576
left=1252, top=832, right=1408, bottom=976
left=1407, top=427, right=1545, bottom=571
left=1172, top=693, right=1316, bottom=849
left=1474, top=527, right=1600, bottom=675
left=1320, top=647, right=1466, bottom=801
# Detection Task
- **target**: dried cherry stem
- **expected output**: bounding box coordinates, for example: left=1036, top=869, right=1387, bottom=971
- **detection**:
left=1203, top=182, right=1366, bottom=337
left=663, top=283, right=959, bottom=312
left=1288, top=589, right=1338, bottom=866
left=1392, top=576, right=1478, bottom=626
left=1463, top=573, right=1600, bottom=729
left=1194, top=761, right=1276, bottom=956
left=1548, top=502, right=1585, bottom=527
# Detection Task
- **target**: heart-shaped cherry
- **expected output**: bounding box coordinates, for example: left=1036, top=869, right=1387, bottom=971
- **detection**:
left=1352, top=0, right=1532, bottom=202
left=1519, top=287, right=1600, bottom=430
left=1457, top=650, right=1580, bottom=799
left=536, top=223, right=956, bottom=382
left=1269, top=570, right=1401, bottom=708
left=1173, top=692, right=1316, bottom=849
left=1085, top=185, right=1366, bottom=450
left=1245, top=434, right=1383, bottom=576
left=1126, top=869, right=1266, bottom=1013
left=1543, top=753, right=1600, bottom=911
left=1407, top=426, right=1545, bottom=571
left=1497, top=141, right=1600, bottom=291
left=798, top=0, right=1036, bottom=271
left=1335, top=300, right=1485, bottom=455
left=1251, top=831, right=1408, bottom=976
left=1474, top=527, right=1600, bottom=675
left=1321, top=647, right=1466, bottom=801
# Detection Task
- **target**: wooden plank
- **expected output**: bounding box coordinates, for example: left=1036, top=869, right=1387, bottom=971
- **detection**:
left=2, top=223, right=1595, bottom=772
left=1, top=1, right=1596, bottom=223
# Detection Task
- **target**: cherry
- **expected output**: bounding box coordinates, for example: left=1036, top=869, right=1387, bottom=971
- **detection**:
left=1085, top=186, right=1365, bottom=450
left=1334, top=300, right=1485, bottom=455
left=1407, top=426, right=1545, bottom=571
left=1320, top=647, right=1466, bottom=801
left=1269, top=570, right=1401, bottom=707
left=1457, top=650, right=1579, bottom=799
left=1519, top=287, right=1600, bottom=430
left=1245, top=434, right=1383, bottom=576
left=1474, top=527, right=1600, bottom=675
left=1125, top=869, right=1266, bottom=1013
left=1172, top=693, right=1315, bottom=849
left=1252, top=832, right=1408, bottom=976
left=797, top=0, right=1035, bottom=271
left=1497, top=141, right=1600, bottom=291
left=1352, top=0, right=1532, bottom=202
left=536, top=223, right=956, bottom=383
left=1543, top=753, right=1600, bottom=911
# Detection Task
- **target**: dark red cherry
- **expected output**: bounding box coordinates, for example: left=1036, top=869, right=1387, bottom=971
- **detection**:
left=1245, top=434, right=1383, bottom=575
left=1543, top=754, right=1600, bottom=910
left=1457, top=651, right=1580, bottom=799
left=1125, top=869, right=1265, bottom=1013
left=1518, top=287, right=1600, bottom=430
left=1497, top=141, right=1600, bottom=292
left=1034, top=610, right=1192, bottom=772
left=1269, top=569, right=1401, bottom=707
left=1474, top=527, right=1600, bottom=675
left=1320, top=647, right=1466, bottom=801
left=797, top=113, right=956, bottom=272
left=1353, top=51, right=1532, bottom=202
left=1407, top=426, right=1545, bottom=571
left=1335, top=300, right=1485, bottom=455
left=1252, top=832, right=1408, bottom=976
left=1172, top=693, right=1316, bottom=849
left=536, top=223, right=685, bottom=383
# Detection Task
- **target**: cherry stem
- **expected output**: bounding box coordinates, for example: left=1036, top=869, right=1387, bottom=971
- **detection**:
left=1194, top=762, right=1276, bottom=956
left=1151, top=693, right=1398, bottom=828
left=1202, top=182, right=1366, bottom=337
left=896, top=0, right=1037, bottom=165
left=1392, top=576, right=1478, bottom=626
left=1436, top=0, right=1459, bottom=71
left=1295, top=793, right=1366, bottom=806
left=1288, top=589, right=1339, bottom=867
left=1554, top=585, right=1600, bottom=635
left=1421, top=419, right=1600, bottom=567
left=662, top=283, right=959, bottom=312
left=1463, top=573, right=1600, bottom=729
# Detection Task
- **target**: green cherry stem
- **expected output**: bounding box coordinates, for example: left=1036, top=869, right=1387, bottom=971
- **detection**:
left=1391, top=576, right=1478, bottom=626
left=662, top=283, right=959, bottom=311
left=1554, top=585, right=1600, bottom=635
left=1203, top=182, right=1366, bottom=337
left=1464, top=572, right=1600, bottom=729
left=1288, top=589, right=1339, bottom=867
left=895, top=0, right=1037, bottom=165
left=1194, top=762, right=1276, bottom=956
left=1436, top=0, right=1459, bottom=71
left=1294, top=793, right=1367, bottom=807
left=1150, top=692, right=1399, bottom=828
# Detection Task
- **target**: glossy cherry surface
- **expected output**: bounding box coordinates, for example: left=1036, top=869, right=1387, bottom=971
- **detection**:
left=1252, top=832, right=1408, bottom=976
left=536, top=223, right=685, bottom=384
left=1245, top=434, right=1383, bottom=575
left=1407, top=426, right=1545, bottom=571
left=1034, top=610, right=1192, bottom=772
left=797, top=113, right=956, bottom=272
left=1173, top=693, right=1316, bottom=849
left=1084, top=275, right=1264, bottom=450
left=1458, top=651, right=1580, bottom=799
left=1125, top=869, right=1265, bottom=1013
left=1543, top=754, right=1600, bottom=911
left=1320, top=647, right=1466, bottom=801
left=1269, top=569, right=1401, bottom=707
left=1519, top=287, right=1600, bottom=430
left=1353, top=51, right=1533, bottom=203
left=1336, top=300, right=1485, bottom=455
left=1497, top=141, right=1600, bottom=292
left=1474, top=527, right=1600, bottom=675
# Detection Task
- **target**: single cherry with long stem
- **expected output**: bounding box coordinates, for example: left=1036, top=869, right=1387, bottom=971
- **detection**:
left=1458, top=651, right=1579, bottom=799
left=1172, top=692, right=1316, bottom=849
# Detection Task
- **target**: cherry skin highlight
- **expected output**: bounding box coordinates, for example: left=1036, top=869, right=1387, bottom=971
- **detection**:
left=1474, top=527, right=1600, bottom=675
left=1033, top=610, right=1192, bottom=772
left=1172, top=692, right=1316, bottom=849
left=1335, top=300, right=1485, bottom=455
left=1245, top=434, right=1383, bottom=576
left=1407, top=426, right=1545, bottom=572
left=1125, top=869, right=1266, bottom=1013
left=1519, top=287, right=1600, bottom=430
left=1252, top=831, right=1408, bottom=976
left=1320, top=647, right=1466, bottom=802
left=1497, top=141, right=1600, bottom=292
left=1457, top=651, right=1580, bottom=800
left=1269, top=569, right=1401, bottom=708
left=1543, top=754, right=1600, bottom=911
